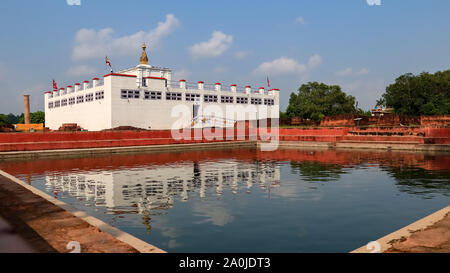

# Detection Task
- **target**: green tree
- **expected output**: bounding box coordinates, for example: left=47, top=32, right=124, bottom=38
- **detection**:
left=378, top=70, right=450, bottom=116
left=7, top=113, right=22, bottom=124
left=286, top=82, right=357, bottom=121
left=0, top=114, right=9, bottom=126
left=18, top=111, right=45, bottom=124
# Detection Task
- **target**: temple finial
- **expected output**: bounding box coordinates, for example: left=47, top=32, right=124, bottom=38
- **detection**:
left=140, top=42, right=149, bottom=64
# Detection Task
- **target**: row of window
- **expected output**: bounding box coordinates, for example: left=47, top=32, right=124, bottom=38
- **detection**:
left=48, top=91, right=104, bottom=109
left=121, top=89, right=275, bottom=105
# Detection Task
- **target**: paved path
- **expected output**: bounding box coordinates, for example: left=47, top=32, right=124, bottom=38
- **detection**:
left=0, top=173, right=141, bottom=253
left=385, top=212, right=450, bottom=253
left=0, top=216, right=35, bottom=253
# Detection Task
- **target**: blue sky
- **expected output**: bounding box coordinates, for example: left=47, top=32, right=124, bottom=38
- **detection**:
left=0, top=0, right=449, bottom=114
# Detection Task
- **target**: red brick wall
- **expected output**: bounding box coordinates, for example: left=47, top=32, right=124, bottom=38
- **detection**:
left=0, top=126, right=448, bottom=152
left=420, top=115, right=450, bottom=127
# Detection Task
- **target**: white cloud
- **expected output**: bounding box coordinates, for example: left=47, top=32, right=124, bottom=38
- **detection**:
left=66, top=0, right=81, bottom=6
left=190, top=31, right=233, bottom=58
left=254, top=57, right=306, bottom=76
left=358, top=68, right=370, bottom=75
left=213, top=66, right=229, bottom=74
left=295, top=16, right=305, bottom=24
left=308, top=54, right=323, bottom=68
left=235, top=51, right=250, bottom=60
left=72, top=14, right=179, bottom=61
left=254, top=55, right=322, bottom=76
left=173, top=69, right=190, bottom=80
left=366, top=0, right=381, bottom=6
left=336, top=67, right=369, bottom=77
left=67, top=65, right=97, bottom=77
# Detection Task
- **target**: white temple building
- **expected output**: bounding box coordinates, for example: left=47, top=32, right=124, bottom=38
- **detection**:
left=44, top=160, right=281, bottom=212
left=44, top=44, right=280, bottom=131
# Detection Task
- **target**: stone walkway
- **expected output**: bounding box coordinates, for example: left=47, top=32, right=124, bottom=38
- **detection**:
left=385, top=212, right=450, bottom=253
left=0, top=216, right=35, bottom=253
left=0, top=173, right=141, bottom=253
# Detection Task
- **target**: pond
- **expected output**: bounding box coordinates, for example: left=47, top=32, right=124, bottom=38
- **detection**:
left=0, top=148, right=449, bottom=252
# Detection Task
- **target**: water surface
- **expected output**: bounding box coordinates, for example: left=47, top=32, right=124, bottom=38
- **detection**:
left=1, top=148, right=449, bottom=252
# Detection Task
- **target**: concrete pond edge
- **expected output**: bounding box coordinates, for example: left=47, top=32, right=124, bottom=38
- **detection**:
left=351, top=205, right=450, bottom=253
left=0, top=169, right=166, bottom=253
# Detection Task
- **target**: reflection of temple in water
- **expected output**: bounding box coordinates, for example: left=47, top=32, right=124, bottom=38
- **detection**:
left=44, top=160, right=280, bottom=213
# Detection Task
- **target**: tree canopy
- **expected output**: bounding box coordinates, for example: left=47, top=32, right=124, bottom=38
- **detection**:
left=0, top=112, right=44, bottom=125
left=0, top=113, right=22, bottom=125
left=377, top=70, right=450, bottom=116
left=286, top=82, right=357, bottom=120
left=18, top=111, right=45, bottom=124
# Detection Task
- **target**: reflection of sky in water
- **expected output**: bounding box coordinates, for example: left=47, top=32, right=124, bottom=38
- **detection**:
left=4, top=150, right=450, bottom=252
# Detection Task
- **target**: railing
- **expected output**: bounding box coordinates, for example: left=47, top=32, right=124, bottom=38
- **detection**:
left=235, top=86, right=246, bottom=93
left=168, top=80, right=179, bottom=88
left=167, top=80, right=272, bottom=95
left=190, top=115, right=236, bottom=128
left=96, top=78, right=104, bottom=87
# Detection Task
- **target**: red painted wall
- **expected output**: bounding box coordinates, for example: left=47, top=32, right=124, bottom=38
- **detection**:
left=0, top=127, right=448, bottom=152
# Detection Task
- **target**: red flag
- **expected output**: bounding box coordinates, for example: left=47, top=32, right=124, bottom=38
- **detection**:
left=267, top=76, right=270, bottom=88
left=52, top=79, right=58, bottom=90
left=106, top=56, right=111, bottom=67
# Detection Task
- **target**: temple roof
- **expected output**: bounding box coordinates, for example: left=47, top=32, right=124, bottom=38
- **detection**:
left=140, top=43, right=149, bottom=65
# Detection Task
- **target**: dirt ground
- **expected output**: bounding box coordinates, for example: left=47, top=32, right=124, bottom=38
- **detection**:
left=0, top=174, right=139, bottom=253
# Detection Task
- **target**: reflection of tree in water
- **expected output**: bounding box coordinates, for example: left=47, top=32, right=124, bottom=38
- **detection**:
left=290, top=161, right=346, bottom=182
left=382, top=166, right=450, bottom=198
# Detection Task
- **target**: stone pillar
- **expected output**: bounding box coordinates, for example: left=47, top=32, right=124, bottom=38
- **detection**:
left=215, top=83, right=221, bottom=92
left=198, top=81, right=204, bottom=90
left=92, top=78, right=99, bottom=87
left=259, top=87, right=265, bottom=95
left=179, top=79, right=186, bottom=89
left=245, top=86, right=251, bottom=94
left=231, top=84, right=237, bottom=93
left=23, top=95, right=30, bottom=124
left=268, top=88, right=279, bottom=96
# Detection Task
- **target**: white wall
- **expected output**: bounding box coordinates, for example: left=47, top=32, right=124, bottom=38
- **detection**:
left=45, top=66, right=279, bottom=131
left=45, top=79, right=111, bottom=131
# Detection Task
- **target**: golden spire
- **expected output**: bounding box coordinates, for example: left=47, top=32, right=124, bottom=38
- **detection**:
left=140, top=42, right=149, bottom=64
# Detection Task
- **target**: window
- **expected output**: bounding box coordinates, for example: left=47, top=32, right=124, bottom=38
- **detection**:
left=264, top=99, right=274, bottom=106
left=121, top=89, right=139, bottom=99
left=166, top=92, right=182, bottom=101
left=61, top=99, right=68, bottom=107
left=186, top=93, right=200, bottom=101
left=54, top=100, right=60, bottom=108
left=236, top=97, right=248, bottom=104
left=144, top=91, right=162, bottom=100
left=86, top=93, right=94, bottom=102
left=48, top=102, right=54, bottom=109
left=221, top=96, right=234, bottom=103
left=77, top=95, right=84, bottom=104
left=251, top=98, right=262, bottom=105
left=69, top=97, right=75, bottom=105
left=204, top=94, right=218, bottom=103
left=95, top=91, right=104, bottom=100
